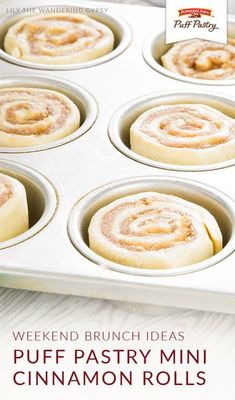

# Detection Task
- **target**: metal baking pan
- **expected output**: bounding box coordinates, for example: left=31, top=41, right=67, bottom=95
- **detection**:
left=0, top=0, right=235, bottom=314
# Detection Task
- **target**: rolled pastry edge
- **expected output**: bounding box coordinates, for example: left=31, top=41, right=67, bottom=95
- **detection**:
left=88, top=192, right=223, bottom=269
left=0, top=174, right=29, bottom=242
left=4, top=14, right=115, bottom=65
left=0, top=88, right=80, bottom=147
left=130, top=127, right=235, bottom=165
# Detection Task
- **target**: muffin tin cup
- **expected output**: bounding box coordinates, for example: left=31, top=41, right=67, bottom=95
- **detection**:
left=0, top=5, right=132, bottom=70
left=108, top=90, right=235, bottom=172
left=0, top=2, right=235, bottom=313
left=0, top=159, right=57, bottom=250
left=0, top=73, right=98, bottom=153
left=143, top=18, right=235, bottom=86
left=68, top=175, right=235, bottom=277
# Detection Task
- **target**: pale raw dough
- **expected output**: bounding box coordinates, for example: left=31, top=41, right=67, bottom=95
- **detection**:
left=161, top=39, right=235, bottom=80
left=0, top=173, right=29, bottom=242
left=130, top=104, right=235, bottom=165
left=4, top=13, right=115, bottom=65
left=88, top=192, right=223, bottom=269
left=0, top=87, right=80, bottom=147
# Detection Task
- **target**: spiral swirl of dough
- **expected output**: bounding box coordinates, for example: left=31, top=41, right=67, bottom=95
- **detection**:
left=0, top=174, right=12, bottom=206
left=130, top=104, right=235, bottom=165
left=0, top=88, right=80, bottom=147
left=162, top=39, right=235, bottom=80
left=88, top=192, right=222, bottom=269
left=4, top=13, right=115, bottom=65
left=0, top=173, right=29, bottom=242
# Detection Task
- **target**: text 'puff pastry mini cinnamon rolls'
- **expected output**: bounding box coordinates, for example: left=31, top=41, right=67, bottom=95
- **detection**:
left=88, top=192, right=223, bottom=269
left=0, top=88, right=80, bottom=147
left=161, top=39, right=235, bottom=80
left=130, top=104, right=235, bottom=165
left=0, top=173, right=29, bottom=242
left=4, top=13, right=115, bottom=65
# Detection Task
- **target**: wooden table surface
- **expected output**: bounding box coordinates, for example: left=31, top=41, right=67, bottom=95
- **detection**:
left=0, top=1, right=234, bottom=398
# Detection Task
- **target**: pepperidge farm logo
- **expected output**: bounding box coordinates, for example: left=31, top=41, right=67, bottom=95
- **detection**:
left=166, top=0, right=227, bottom=44
left=178, top=8, right=212, bottom=18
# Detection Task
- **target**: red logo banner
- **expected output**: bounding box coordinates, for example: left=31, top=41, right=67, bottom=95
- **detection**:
left=178, top=8, right=212, bottom=17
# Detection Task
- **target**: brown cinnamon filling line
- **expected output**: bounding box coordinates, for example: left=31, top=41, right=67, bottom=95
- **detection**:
left=21, top=18, right=105, bottom=56
left=0, top=89, right=71, bottom=136
left=101, top=198, right=196, bottom=251
left=0, top=178, right=13, bottom=207
left=139, top=107, right=235, bottom=149
left=5, top=102, right=53, bottom=124
left=172, top=40, right=235, bottom=78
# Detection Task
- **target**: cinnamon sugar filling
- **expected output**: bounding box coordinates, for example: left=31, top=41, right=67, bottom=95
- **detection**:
left=170, top=39, right=235, bottom=79
left=101, top=198, right=196, bottom=252
left=20, top=17, right=105, bottom=56
left=138, top=106, right=235, bottom=149
left=0, top=89, right=72, bottom=136
left=0, top=178, right=13, bottom=206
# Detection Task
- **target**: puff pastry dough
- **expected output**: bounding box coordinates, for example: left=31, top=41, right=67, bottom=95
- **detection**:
left=162, top=39, right=235, bottom=80
left=88, top=192, right=222, bottom=269
left=4, top=13, right=115, bottom=65
left=0, top=88, right=80, bottom=147
left=130, top=104, right=235, bottom=165
left=0, top=173, right=29, bottom=242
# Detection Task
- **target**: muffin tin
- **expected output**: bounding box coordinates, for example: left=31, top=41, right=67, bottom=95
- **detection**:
left=0, top=0, right=235, bottom=314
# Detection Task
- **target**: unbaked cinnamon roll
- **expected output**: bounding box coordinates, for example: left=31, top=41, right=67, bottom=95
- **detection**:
left=0, top=173, right=29, bottom=242
left=0, top=88, right=80, bottom=147
left=161, top=39, right=235, bottom=80
left=88, top=192, right=222, bottom=269
left=4, top=13, right=115, bottom=65
left=130, top=104, right=235, bottom=165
